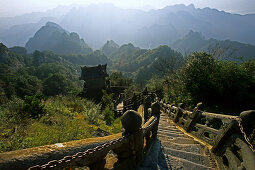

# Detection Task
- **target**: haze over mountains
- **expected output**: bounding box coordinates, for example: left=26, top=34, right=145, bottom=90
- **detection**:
left=0, top=3, right=255, bottom=50
left=172, top=31, right=255, bottom=61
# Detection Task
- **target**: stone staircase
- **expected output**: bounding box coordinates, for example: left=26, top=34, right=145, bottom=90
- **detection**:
left=157, top=113, right=217, bottom=170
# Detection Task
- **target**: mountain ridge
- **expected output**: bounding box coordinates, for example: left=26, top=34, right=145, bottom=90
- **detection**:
left=172, top=30, right=255, bottom=60
left=1, top=4, right=255, bottom=49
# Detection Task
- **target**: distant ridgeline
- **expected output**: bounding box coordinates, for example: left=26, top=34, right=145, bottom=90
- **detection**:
left=25, top=22, right=92, bottom=54
left=1, top=4, right=255, bottom=49
left=172, top=30, right=255, bottom=61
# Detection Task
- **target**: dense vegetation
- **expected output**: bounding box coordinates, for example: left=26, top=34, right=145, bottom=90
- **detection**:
left=0, top=46, right=82, bottom=101
left=104, top=42, right=184, bottom=84
left=0, top=43, right=121, bottom=153
left=147, top=52, right=255, bottom=114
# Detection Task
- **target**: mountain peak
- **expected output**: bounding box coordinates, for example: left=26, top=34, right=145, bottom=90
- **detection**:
left=186, top=30, right=205, bottom=40
left=45, top=22, right=64, bottom=31
left=188, top=4, right=195, bottom=9
left=25, top=23, right=92, bottom=54
left=101, top=40, right=119, bottom=56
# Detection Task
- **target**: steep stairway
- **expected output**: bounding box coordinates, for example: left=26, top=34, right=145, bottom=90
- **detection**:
left=157, top=113, right=217, bottom=170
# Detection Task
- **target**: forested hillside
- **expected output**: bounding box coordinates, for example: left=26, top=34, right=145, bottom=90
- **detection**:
left=0, top=42, right=120, bottom=153
left=101, top=42, right=183, bottom=83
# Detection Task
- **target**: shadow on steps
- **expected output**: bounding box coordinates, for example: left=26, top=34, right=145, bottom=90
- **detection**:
left=139, top=138, right=170, bottom=170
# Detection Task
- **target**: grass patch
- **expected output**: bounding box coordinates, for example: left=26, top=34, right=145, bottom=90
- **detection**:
left=0, top=95, right=121, bottom=153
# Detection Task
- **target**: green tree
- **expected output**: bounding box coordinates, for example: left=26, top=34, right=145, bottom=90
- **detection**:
left=109, top=71, right=132, bottom=87
left=32, top=50, right=45, bottom=66
left=175, top=52, right=255, bottom=113
left=181, top=52, right=216, bottom=104
left=15, top=75, right=41, bottom=98
left=43, top=74, right=70, bottom=96
left=101, top=90, right=115, bottom=125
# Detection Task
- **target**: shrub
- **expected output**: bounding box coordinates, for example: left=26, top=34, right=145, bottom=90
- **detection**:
left=0, top=97, right=26, bottom=125
left=102, top=106, right=115, bottom=125
left=22, top=94, right=45, bottom=119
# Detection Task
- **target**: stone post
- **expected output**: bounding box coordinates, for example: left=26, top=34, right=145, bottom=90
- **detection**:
left=143, top=96, right=152, bottom=122
left=118, top=110, right=143, bottom=168
left=240, top=110, right=255, bottom=136
left=185, top=102, right=202, bottom=132
left=151, top=102, right=161, bottom=139
left=173, top=103, right=184, bottom=123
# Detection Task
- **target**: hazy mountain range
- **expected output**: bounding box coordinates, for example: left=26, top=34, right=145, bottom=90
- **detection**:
left=0, top=3, right=255, bottom=49
left=172, top=31, right=255, bottom=61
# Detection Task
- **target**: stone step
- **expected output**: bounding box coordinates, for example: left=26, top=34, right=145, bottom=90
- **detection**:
left=158, top=129, right=182, bottom=134
left=158, top=124, right=176, bottom=128
left=158, top=133, right=185, bottom=139
left=158, top=127, right=179, bottom=134
left=162, top=136, right=197, bottom=145
left=160, top=141, right=202, bottom=154
left=158, top=122, right=173, bottom=125
left=158, top=125, right=178, bottom=129
left=156, top=113, right=216, bottom=169
left=158, top=132, right=185, bottom=138
left=163, top=147, right=209, bottom=166
left=159, top=120, right=172, bottom=123
left=159, top=118, right=171, bottom=123
left=159, top=118, right=170, bottom=121
left=159, top=117, right=169, bottom=120
left=167, top=155, right=214, bottom=170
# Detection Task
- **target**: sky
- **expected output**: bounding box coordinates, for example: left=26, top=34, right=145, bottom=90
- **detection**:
left=1, top=0, right=255, bottom=17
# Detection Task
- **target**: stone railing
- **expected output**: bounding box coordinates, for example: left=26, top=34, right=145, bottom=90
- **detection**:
left=123, top=88, right=157, bottom=113
left=0, top=92, right=160, bottom=170
left=161, top=102, right=255, bottom=170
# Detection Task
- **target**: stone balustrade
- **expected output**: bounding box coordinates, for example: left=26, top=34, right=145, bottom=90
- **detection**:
left=161, top=101, right=255, bottom=170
